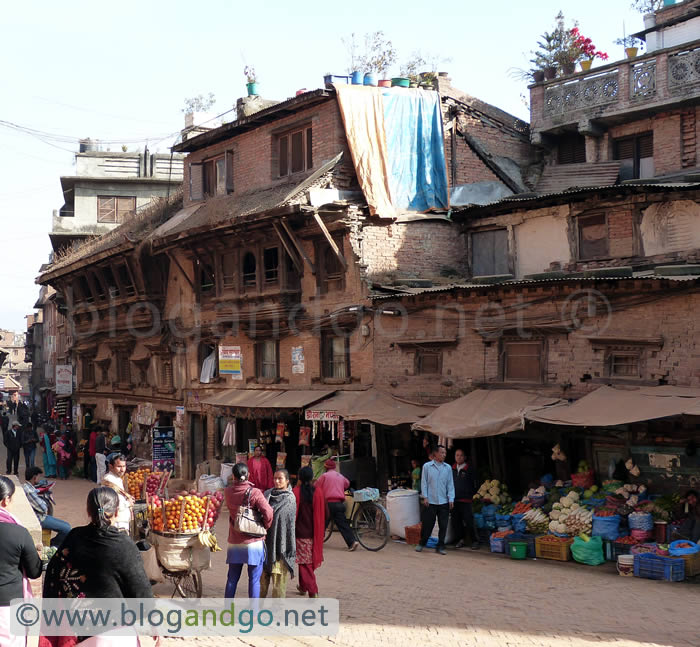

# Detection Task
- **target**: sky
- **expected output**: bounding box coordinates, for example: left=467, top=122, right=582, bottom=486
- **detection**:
left=0, top=0, right=648, bottom=332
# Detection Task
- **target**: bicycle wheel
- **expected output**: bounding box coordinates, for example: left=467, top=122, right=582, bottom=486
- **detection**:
left=324, top=519, right=334, bottom=543
left=352, top=502, right=389, bottom=551
left=174, top=570, right=203, bottom=598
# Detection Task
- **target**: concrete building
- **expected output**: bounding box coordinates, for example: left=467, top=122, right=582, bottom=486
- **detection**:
left=50, top=142, right=184, bottom=253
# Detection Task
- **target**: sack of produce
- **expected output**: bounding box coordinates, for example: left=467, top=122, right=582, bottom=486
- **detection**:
left=571, top=534, right=605, bottom=566
left=511, top=513, right=527, bottom=533
left=669, top=540, right=700, bottom=556
left=592, top=514, right=621, bottom=541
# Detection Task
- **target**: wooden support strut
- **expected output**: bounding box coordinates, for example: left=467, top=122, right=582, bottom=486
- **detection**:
left=280, top=218, right=316, bottom=274
left=167, top=252, right=195, bottom=290
left=189, top=246, right=216, bottom=286
left=272, top=221, right=303, bottom=275
left=313, top=211, right=347, bottom=270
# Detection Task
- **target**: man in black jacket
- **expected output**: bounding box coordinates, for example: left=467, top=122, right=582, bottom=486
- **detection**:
left=6, top=422, right=23, bottom=475
left=452, top=448, right=479, bottom=550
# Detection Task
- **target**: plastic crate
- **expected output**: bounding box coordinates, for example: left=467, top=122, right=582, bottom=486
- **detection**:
left=606, top=540, right=634, bottom=562
left=404, top=523, right=421, bottom=546
left=681, top=551, right=700, bottom=578
left=504, top=532, right=537, bottom=558
left=633, top=553, right=685, bottom=582
left=535, top=536, right=574, bottom=561
left=489, top=534, right=506, bottom=553
left=477, top=528, right=491, bottom=545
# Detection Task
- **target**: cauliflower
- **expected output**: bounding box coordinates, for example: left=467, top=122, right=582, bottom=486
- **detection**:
left=570, top=503, right=580, bottom=510
left=490, top=494, right=501, bottom=505
left=561, top=497, right=572, bottom=508
left=552, top=502, right=562, bottom=510
left=568, top=491, right=580, bottom=502
left=491, top=480, right=500, bottom=487
left=550, top=510, right=561, bottom=520
left=555, top=480, right=564, bottom=487
left=489, top=487, right=500, bottom=497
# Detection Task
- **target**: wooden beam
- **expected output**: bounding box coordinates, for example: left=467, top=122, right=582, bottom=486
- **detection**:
left=280, top=218, right=315, bottom=275
left=313, top=212, right=347, bottom=270
left=272, top=222, right=303, bottom=275
left=167, top=252, right=195, bottom=290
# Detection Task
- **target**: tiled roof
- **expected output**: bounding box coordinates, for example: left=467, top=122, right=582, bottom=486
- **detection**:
left=535, top=161, right=621, bottom=193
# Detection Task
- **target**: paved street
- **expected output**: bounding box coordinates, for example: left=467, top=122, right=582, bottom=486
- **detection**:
left=27, top=465, right=697, bottom=647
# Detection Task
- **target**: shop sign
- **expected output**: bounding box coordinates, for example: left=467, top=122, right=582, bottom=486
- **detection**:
left=55, top=365, right=73, bottom=396
left=305, top=410, right=339, bottom=422
left=291, top=346, right=305, bottom=374
left=152, top=426, right=176, bottom=474
left=219, top=346, right=242, bottom=379
left=175, top=406, right=185, bottom=423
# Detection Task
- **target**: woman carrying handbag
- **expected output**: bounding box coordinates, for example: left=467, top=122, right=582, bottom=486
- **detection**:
left=224, top=463, right=273, bottom=599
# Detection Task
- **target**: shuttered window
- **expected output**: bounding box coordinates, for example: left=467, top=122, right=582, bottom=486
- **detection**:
left=189, top=163, right=203, bottom=200
left=558, top=133, right=586, bottom=164
left=97, top=196, right=135, bottom=223
left=472, top=229, right=509, bottom=277
left=256, top=341, right=278, bottom=379
left=82, top=357, right=95, bottom=384
left=578, top=213, right=608, bottom=260
left=503, top=340, right=543, bottom=382
left=117, top=352, right=131, bottom=383
left=614, top=132, right=654, bottom=180
left=278, top=125, right=312, bottom=176
left=322, top=334, right=349, bottom=379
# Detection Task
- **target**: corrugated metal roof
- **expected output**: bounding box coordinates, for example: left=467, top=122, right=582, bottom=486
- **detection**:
left=453, top=182, right=700, bottom=216
left=370, top=272, right=700, bottom=299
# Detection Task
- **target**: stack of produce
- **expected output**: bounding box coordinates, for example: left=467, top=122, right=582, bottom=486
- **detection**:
left=474, top=480, right=511, bottom=506
left=512, top=502, right=532, bottom=514
left=581, top=484, right=602, bottom=501
left=523, top=508, right=549, bottom=534
left=126, top=468, right=152, bottom=498
left=538, top=535, right=572, bottom=544
left=548, top=491, right=588, bottom=535
left=491, top=530, right=514, bottom=539
left=565, top=507, right=594, bottom=535
left=148, top=491, right=225, bottom=533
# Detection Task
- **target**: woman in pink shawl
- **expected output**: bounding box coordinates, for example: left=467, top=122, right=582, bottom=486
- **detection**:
left=0, top=475, right=43, bottom=647
left=247, top=445, right=274, bottom=491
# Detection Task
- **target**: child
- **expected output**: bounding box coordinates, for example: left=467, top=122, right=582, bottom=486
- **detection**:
left=411, top=459, right=422, bottom=492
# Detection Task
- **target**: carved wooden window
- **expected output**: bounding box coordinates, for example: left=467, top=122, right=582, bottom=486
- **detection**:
left=415, top=348, right=442, bottom=375
left=117, top=264, right=136, bottom=296
left=116, top=352, right=131, bottom=383
left=160, top=357, right=174, bottom=389
left=242, top=252, right=257, bottom=290
left=317, top=237, right=345, bottom=293
left=220, top=253, right=236, bottom=290
left=263, top=248, right=279, bottom=285
left=502, top=339, right=544, bottom=383
left=81, top=356, right=95, bottom=384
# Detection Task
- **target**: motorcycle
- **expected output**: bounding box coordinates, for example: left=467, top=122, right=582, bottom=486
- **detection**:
left=36, top=480, right=56, bottom=517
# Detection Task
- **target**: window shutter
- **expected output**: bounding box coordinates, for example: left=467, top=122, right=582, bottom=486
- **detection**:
left=189, top=163, right=203, bottom=200
left=306, top=127, right=313, bottom=169
left=225, top=150, right=234, bottom=193
left=614, top=138, right=635, bottom=160
left=116, top=196, right=136, bottom=222
left=558, top=134, right=586, bottom=164
left=638, top=133, right=653, bottom=158
left=215, top=158, right=226, bottom=195
left=279, top=136, right=289, bottom=176
left=97, top=197, right=116, bottom=223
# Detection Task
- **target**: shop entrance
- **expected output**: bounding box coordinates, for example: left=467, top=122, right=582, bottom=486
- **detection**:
left=190, top=414, right=207, bottom=476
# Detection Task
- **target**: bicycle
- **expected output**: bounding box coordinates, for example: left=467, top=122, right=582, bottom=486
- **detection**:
left=324, top=489, right=390, bottom=551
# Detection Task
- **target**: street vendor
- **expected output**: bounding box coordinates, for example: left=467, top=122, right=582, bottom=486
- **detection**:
left=675, top=489, right=700, bottom=542
left=101, top=453, right=134, bottom=532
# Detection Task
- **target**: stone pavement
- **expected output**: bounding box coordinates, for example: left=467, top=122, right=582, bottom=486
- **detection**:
left=8, top=448, right=699, bottom=647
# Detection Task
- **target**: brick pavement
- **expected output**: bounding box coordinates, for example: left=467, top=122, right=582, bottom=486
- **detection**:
left=9, top=450, right=699, bottom=647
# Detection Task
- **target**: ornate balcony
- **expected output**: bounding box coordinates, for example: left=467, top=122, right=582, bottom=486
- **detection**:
left=530, top=40, right=700, bottom=137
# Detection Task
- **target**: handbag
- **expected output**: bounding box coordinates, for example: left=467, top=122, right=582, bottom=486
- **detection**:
left=233, top=487, right=267, bottom=537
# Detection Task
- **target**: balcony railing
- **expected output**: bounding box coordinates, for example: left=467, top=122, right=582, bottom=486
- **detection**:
left=532, top=40, right=700, bottom=133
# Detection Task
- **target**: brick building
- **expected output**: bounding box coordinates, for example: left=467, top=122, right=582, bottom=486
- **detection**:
left=36, top=78, right=529, bottom=481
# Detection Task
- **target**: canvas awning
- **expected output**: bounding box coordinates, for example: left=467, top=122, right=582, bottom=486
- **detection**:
left=525, top=385, right=700, bottom=427
left=305, top=388, right=435, bottom=426
left=412, top=389, right=562, bottom=439
left=201, top=389, right=335, bottom=410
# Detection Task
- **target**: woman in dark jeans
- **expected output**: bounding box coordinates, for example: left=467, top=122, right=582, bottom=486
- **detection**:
left=40, top=487, right=154, bottom=647
left=0, top=475, right=43, bottom=646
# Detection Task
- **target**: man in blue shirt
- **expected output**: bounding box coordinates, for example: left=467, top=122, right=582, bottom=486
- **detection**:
left=416, top=445, right=454, bottom=555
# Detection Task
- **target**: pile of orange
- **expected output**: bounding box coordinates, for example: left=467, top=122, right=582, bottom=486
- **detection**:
left=126, top=468, right=151, bottom=498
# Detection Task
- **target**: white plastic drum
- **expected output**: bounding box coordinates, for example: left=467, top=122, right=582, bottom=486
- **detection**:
left=386, top=488, right=420, bottom=538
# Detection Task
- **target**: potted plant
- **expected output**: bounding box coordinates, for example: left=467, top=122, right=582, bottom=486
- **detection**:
left=571, top=28, right=608, bottom=71
left=631, top=0, right=664, bottom=26
left=530, top=28, right=559, bottom=80
left=615, top=35, right=645, bottom=59
left=244, top=65, right=258, bottom=96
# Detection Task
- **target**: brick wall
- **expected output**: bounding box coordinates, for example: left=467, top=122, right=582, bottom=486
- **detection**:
left=373, top=280, right=700, bottom=403
left=183, top=98, right=349, bottom=206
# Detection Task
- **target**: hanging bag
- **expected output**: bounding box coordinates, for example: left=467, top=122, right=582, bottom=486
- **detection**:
left=232, top=487, right=267, bottom=537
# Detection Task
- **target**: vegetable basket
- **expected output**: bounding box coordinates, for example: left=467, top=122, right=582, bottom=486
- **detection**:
left=536, top=536, right=574, bottom=561
left=404, top=523, right=421, bottom=546
left=633, top=553, right=685, bottom=582
left=571, top=470, right=594, bottom=489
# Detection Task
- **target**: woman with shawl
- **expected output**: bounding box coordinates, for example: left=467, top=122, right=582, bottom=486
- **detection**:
left=40, top=426, right=57, bottom=478
left=0, top=476, right=43, bottom=647
left=53, top=431, right=73, bottom=480
left=261, top=469, right=296, bottom=598
left=293, top=466, right=325, bottom=598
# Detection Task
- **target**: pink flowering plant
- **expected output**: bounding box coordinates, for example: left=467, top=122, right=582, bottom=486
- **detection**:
left=571, top=28, right=609, bottom=62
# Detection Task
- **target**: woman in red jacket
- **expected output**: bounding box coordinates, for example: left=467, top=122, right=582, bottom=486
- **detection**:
left=293, top=466, right=325, bottom=598
left=224, top=463, right=273, bottom=599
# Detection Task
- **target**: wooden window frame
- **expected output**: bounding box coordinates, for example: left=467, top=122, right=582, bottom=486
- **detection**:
left=242, top=250, right=258, bottom=292
left=220, top=251, right=237, bottom=292
left=415, top=347, right=443, bottom=375
left=577, top=212, right=609, bottom=261
left=316, top=236, right=346, bottom=294
left=159, top=356, right=174, bottom=390
left=501, top=338, right=545, bottom=384
left=558, top=133, right=587, bottom=164
left=277, top=125, right=313, bottom=177
left=81, top=356, right=96, bottom=386
left=255, top=340, right=280, bottom=382
left=613, top=132, right=653, bottom=180
left=97, top=196, right=136, bottom=224
left=116, top=351, right=131, bottom=385
left=604, top=346, right=644, bottom=380
left=263, top=247, right=280, bottom=286
left=321, top=333, right=351, bottom=383
left=189, top=162, right=203, bottom=201
left=470, top=227, right=510, bottom=277
left=198, top=342, right=219, bottom=380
